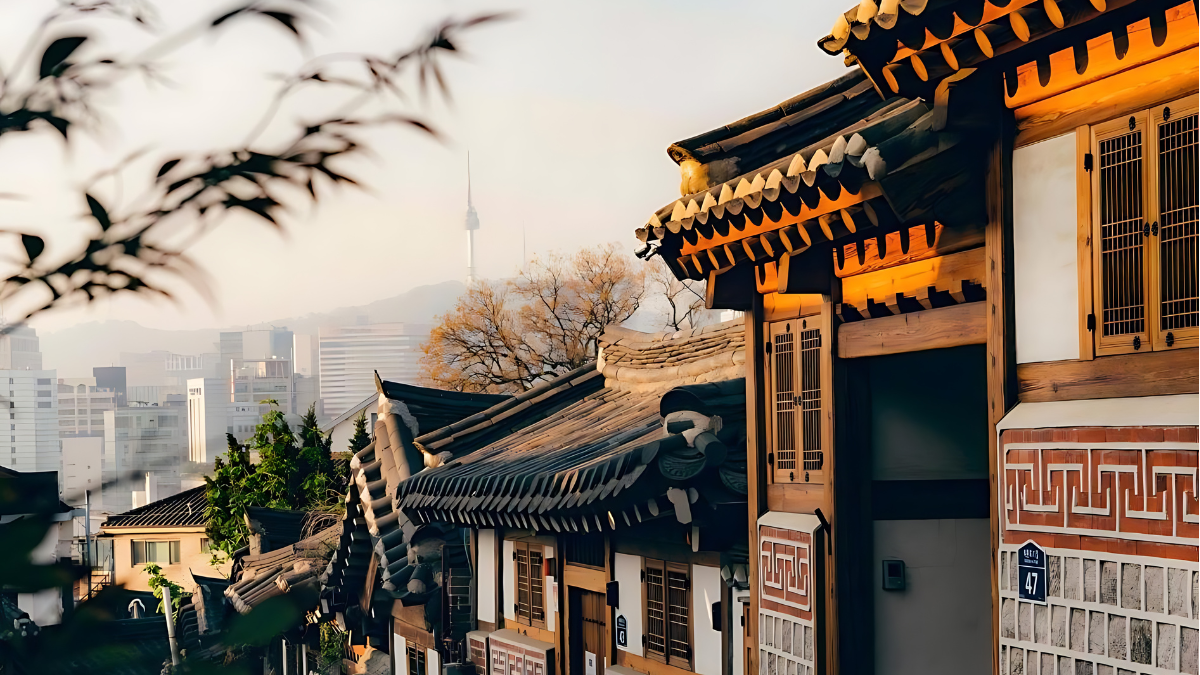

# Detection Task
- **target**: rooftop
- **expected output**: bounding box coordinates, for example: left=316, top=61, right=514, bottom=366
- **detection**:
left=103, top=486, right=207, bottom=529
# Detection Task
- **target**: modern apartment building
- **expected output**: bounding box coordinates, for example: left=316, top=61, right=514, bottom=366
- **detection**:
left=0, top=370, right=60, bottom=477
left=57, top=377, right=117, bottom=439
left=102, top=404, right=187, bottom=513
left=186, top=377, right=257, bottom=465
left=93, top=366, right=127, bottom=407
left=318, top=322, right=430, bottom=418
left=234, top=357, right=294, bottom=415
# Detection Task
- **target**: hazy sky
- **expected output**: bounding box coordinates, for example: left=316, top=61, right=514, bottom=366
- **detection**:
left=0, top=0, right=846, bottom=334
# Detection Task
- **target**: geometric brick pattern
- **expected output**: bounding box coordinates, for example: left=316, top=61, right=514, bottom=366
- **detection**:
left=759, top=514, right=819, bottom=675
left=1000, top=426, right=1200, bottom=675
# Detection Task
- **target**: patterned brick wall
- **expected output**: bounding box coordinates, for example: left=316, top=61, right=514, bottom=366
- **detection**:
left=758, top=512, right=821, bottom=675
left=999, top=426, right=1199, bottom=674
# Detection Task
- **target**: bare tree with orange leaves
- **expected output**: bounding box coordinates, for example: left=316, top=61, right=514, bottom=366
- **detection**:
left=421, top=242, right=646, bottom=392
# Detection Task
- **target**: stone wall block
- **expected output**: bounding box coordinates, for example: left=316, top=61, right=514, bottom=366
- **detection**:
left=1049, top=556, right=1062, bottom=598
left=1040, top=653, right=1054, bottom=675
left=1057, top=655, right=1071, bottom=675
left=1035, top=604, right=1050, bottom=644
left=1131, top=618, right=1152, bottom=664
left=1120, top=563, right=1140, bottom=610
left=1003, top=598, right=1016, bottom=638
left=1001, top=552, right=1007, bottom=591
left=1074, top=661, right=1093, bottom=675
left=1100, top=561, right=1118, bottom=606
left=1095, top=665, right=1112, bottom=675
left=1010, top=551, right=1018, bottom=591
left=1145, top=566, right=1164, bottom=613
left=1010, top=647, right=1024, bottom=675
left=1019, top=602, right=1033, bottom=642
left=1169, top=568, right=1190, bottom=617
left=1065, top=557, right=1081, bottom=601
left=803, top=624, right=812, bottom=662
left=1088, top=611, right=1106, bottom=654
left=1107, top=614, right=1127, bottom=660
left=1182, top=626, right=1198, bottom=675
left=1052, top=604, right=1068, bottom=647
left=1071, top=608, right=1086, bottom=652
left=1157, top=622, right=1177, bottom=669
left=1193, top=570, right=1198, bottom=618
left=1084, top=560, right=1097, bottom=602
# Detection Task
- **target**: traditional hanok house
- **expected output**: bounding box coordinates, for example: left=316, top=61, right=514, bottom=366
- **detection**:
left=389, top=321, right=751, bottom=675
left=318, top=377, right=514, bottom=673
left=633, top=0, right=1199, bottom=673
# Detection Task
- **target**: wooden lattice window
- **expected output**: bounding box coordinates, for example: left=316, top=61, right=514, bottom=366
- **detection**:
left=513, top=541, right=545, bottom=628
left=1091, top=96, right=1198, bottom=354
left=644, top=559, right=691, bottom=669
left=407, top=644, right=426, bottom=675
left=767, top=316, right=827, bottom=484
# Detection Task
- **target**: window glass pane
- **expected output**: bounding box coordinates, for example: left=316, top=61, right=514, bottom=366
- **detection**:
left=169, top=541, right=181, bottom=564
left=131, top=540, right=145, bottom=566
left=146, top=541, right=170, bottom=564
left=1157, top=110, right=1198, bottom=332
left=1098, top=127, right=1146, bottom=336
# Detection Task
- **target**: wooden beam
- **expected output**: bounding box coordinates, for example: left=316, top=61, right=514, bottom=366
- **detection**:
left=706, top=264, right=755, bottom=311
left=1016, top=348, right=1199, bottom=402
left=1014, top=46, right=1199, bottom=146
left=984, top=109, right=1016, bottom=675
left=765, top=484, right=825, bottom=513
left=1005, top=4, right=1197, bottom=109
left=837, top=221, right=986, bottom=277
left=777, top=244, right=835, bottom=295
left=1075, top=126, right=1095, bottom=362
left=743, top=296, right=767, bottom=675
left=839, top=247, right=986, bottom=317
left=837, top=302, right=987, bottom=358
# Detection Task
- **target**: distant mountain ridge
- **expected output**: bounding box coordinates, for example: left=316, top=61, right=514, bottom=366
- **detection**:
left=40, top=280, right=466, bottom=378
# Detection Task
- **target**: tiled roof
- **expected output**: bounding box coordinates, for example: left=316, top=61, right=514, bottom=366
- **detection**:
left=103, top=486, right=207, bottom=528
left=376, top=374, right=511, bottom=435
left=245, top=505, right=308, bottom=550
left=225, top=524, right=339, bottom=614
left=395, top=323, right=748, bottom=531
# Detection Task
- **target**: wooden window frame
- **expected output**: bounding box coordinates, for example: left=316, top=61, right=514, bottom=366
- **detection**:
left=1087, top=95, right=1199, bottom=356
left=764, top=303, right=832, bottom=485
left=513, top=541, right=546, bottom=629
left=642, top=558, right=692, bottom=670
left=406, top=644, right=426, bottom=675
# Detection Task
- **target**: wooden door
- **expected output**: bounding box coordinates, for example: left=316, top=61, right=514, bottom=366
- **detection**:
left=580, top=590, right=606, bottom=674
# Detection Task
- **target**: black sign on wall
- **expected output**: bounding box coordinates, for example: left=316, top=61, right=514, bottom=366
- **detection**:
left=615, top=615, right=627, bottom=647
left=1018, top=541, right=1047, bottom=604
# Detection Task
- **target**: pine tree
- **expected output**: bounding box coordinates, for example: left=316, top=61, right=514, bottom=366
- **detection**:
left=348, top=410, right=372, bottom=453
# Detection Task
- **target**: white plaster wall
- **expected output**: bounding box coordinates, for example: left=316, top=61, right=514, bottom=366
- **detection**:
left=477, top=529, right=496, bottom=624
left=392, top=634, right=406, bottom=675
left=1013, top=133, right=1080, bottom=364
left=874, top=518, right=992, bottom=675
left=502, top=539, right=515, bottom=622
left=691, top=564, right=723, bottom=675
left=613, top=553, right=643, bottom=656
left=425, top=648, right=439, bottom=675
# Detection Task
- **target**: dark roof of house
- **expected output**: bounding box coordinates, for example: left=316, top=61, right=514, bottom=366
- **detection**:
left=636, top=63, right=987, bottom=283
left=103, top=486, right=207, bottom=528
left=375, top=372, right=511, bottom=436
left=414, top=363, right=606, bottom=458
left=225, top=524, right=339, bottom=615
left=245, top=505, right=308, bottom=549
left=0, top=467, right=72, bottom=516
left=396, top=322, right=749, bottom=531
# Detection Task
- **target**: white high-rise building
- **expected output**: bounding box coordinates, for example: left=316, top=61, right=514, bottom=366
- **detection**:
left=57, top=377, right=117, bottom=439
left=0, top=324, right=43, bottom=370
left=318, top=323, right=431, bottom=419
left=0, top=369, right=60, bottom=476
left=186, top=378, right=258, bottom=466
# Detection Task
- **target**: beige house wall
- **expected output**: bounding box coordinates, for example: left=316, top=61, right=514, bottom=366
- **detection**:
left=104, top=527, right=230, bottom=593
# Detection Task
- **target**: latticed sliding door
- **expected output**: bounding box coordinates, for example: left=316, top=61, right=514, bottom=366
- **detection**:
left=513, top=541, right=546, bottom=628
left=1150, top=98, right=1199, bottom=350
left=767, top=317, right=826, bottom=484
left=643, top=559, right=691, bottom=669
left=1092, top=112, right=1151, bottom=354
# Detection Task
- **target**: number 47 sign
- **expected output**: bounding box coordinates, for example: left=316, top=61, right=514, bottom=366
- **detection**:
left=1018, top=541, right=1047, bottom=604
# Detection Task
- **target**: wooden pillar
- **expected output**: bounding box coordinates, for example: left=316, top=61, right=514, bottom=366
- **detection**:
left=985, top=106, right=1017, bottom=675
left=744, top=292, right=767, bottom=675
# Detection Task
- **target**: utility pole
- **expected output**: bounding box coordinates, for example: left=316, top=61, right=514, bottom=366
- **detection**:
left=162, top=584, right=181, bottom=666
